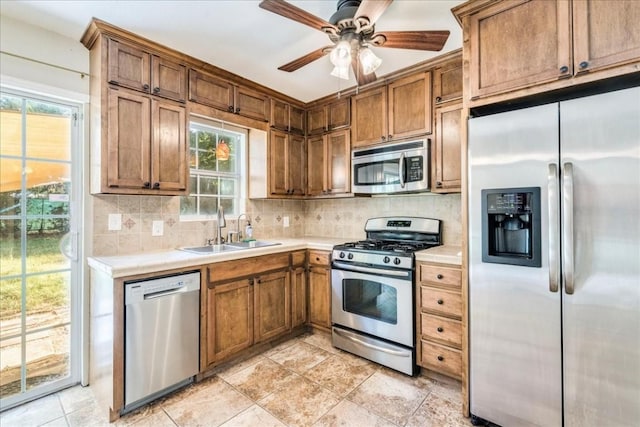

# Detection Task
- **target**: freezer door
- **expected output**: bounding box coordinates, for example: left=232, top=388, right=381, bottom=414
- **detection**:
left=560, top=87, right=640, bottom=426
left=468, top=104, right=562, bottom=427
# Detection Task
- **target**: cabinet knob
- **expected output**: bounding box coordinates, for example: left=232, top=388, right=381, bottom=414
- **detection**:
left=143, top=181, right=151, bottom=188
left=153, top=182, right=160, bottom=189
left=435, top=96, right=442, bottom=103
left=228, top=105, right=234, bottom=112
left=437, top=299, right=444, bottom=305
left=142, top=84, right=150, bottom=91
left=437, top=355, right=444, bottom=361
left=559, top=65, right=569, bottom=74
left=235, top=107, right=241, bottom=114
left=315, top=257, right=320, bottom=262
left=388, top=135, right=393, bottom=140
left=249, top=278, right=254, bottom=286
left=436, top=181, right=442, bottom=187
left=579, top=61, right=589, bottom=69
left=153, top=87, right=160, bottom=93
left=257, top=278, right=262, bottom=284
left=437, top=327, right=444, bottom=333
left=381, top=136, right=386, bottom=141
left=436, top=274, right=443, bottom=279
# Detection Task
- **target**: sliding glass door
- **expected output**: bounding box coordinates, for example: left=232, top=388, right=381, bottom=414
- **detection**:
left=0, top=89, right=81, bottom=409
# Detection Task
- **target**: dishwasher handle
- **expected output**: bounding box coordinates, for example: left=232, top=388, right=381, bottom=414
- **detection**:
left=143, top=286, right=187, bottom=300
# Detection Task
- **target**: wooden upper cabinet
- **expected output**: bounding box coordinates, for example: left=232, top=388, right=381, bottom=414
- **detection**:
left=352, top=86, right=387, bottom=147
left=270, top=99, right=305, bottom=134
left=388, top=72, right=432, bottom=141
left=307, top=129, right=350, bottom=197
left=307, top=105, right=327, bottom=135
left=307, top=135, right=325, bottom=196
left=151, top=100, right=187, bottom=191
left=268, top=130, right=306, bottom=196
left=306, top=97, right=350, bottom=136
left=434, top=58, right=463, bottom=104
left=572, top=0, right=640, bottom=75
left=188, top=69, right=269, bottom=121
left=107, top=39, right=186, bottom=102
left=432, top=103, right=462, bottom=193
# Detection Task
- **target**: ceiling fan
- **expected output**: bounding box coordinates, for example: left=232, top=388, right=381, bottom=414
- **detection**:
left=259, top=0, right=450, bottom=86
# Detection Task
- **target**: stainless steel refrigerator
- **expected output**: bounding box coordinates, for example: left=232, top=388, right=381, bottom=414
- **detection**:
left=468, top=86, right=640, bottom=427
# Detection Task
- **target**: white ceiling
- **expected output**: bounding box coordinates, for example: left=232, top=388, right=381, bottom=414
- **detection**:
left=1, top=0, right=465, bottom=103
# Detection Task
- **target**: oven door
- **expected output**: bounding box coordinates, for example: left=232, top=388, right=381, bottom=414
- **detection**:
left=331, top=264, right=414, bottom=347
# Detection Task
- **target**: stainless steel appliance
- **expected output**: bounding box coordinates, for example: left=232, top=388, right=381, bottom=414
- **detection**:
left=468, top=86, right=640, bottom=427
left=352, top=139, right=430, bottom=194
left=331, top=217, right=441, bottom=375
left=124, top=271, right=200, bottom=412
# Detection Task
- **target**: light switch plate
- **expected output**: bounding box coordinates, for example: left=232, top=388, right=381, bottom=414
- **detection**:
left=108, top=214, right=122, bottom=231
left=283, top=216, right=290, bottom=227
left=152, top=220, right=164, bottom=236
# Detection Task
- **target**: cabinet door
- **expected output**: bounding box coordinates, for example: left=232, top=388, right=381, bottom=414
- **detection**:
left=106, top=88, right=151, bottom=190
left=270, top=99, right=289, bottom=131
left=289, top=105, right=306, bottom=135
left=107, top=39, right=150, bottom=93
left=327, top=98, right=350, bottom=131
left=291, top=265, right=307, bottom=328
left=351, top=86, right=387, bottom=148
left=206, top=278, right=253, bottom=364
left=308, top=265, right=331, bottom=329
left=434, top=59, right=463, bottom=105
left=572, top=0, right=640, bottom=75
left=150, top=55, right=186, bottom=102
left=432, top=103, right=462, bottom=193
left=234, top=86, right=269, bottom=122
left=254, top=270, right=291, bottom=343
left=307, top=135, right=326, bottom=196
left=467, top=0, right=571, bottom=99
left=326, top=129, right=350, bottom=195
left=388, top=71, right=432, bottom=140
left=307, top=105, right=327, bottom=135
left=269, top=130, right=289, bottom=195
left=188, top=69, right=234, bottom=111
left=287, top=134, right=307, bottom=196
left=151, top=100, right=187, bottom=192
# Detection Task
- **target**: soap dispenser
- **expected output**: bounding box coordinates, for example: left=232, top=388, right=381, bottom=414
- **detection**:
left=245, top=220, right=254, bottom=241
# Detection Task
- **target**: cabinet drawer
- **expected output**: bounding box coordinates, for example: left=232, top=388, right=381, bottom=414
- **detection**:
left=420, top=287, right=462, bottom=319
left=208, top=252, right=290, bottom=284
left=420, top=340, right=462, bottom=379
left=308, top=250, right=330, bottom=266
left=420, top=313, right=462, bottom=348
left=419, top=264, right=461, bottom=289
left=291, top=250, right=306, bottom=267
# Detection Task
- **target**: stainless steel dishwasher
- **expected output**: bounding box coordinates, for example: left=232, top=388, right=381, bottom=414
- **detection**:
left=124, top=271, right=200, bottom=411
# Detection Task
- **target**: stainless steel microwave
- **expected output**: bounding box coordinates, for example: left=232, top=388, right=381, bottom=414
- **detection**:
left=352, top=139, right=430, bottom=194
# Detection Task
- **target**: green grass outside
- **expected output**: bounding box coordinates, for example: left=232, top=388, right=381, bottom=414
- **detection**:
left=0, top=235, right=69, bottom=319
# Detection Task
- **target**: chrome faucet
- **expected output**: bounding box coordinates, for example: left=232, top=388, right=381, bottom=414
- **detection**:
left=215, top=205, right=226, bottom=245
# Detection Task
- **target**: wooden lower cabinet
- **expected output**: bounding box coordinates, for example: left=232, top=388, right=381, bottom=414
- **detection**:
left=254, top=270, right=291, bottom=343
left=416, top=261, right=463, bottom=380
left=291, top=251, right=307, bottom=328
left=307, top=250, right=331, bottom=330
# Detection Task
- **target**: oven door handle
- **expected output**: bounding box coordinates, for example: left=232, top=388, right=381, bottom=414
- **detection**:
left=333, top=328, right=411, bottom=357
left=332, top=261, right=411, bottom=278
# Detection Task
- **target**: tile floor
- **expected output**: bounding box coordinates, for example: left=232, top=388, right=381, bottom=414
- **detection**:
left=1, top=332, right=471, bottom=427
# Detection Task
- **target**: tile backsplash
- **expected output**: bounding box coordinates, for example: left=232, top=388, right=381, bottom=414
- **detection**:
left=91, top=193, right=461, bottom=256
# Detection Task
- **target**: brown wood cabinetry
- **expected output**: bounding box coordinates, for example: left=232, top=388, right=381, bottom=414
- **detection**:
left=291, top=250, right=307, bottom=328
left=107, top=38, right=187, bottom=103
left=432, top=103, right=462, bottom=193
left=271, top=98, right=305, bottom=134
left=269, top=130, right=306, bottom=196
left=416, top=261, right=463, bottom=380
left=188, top=69, right=269, bottom=122
left=253, top=270, right=291, bottom=343
left=307, top=98, right=350, bottom=135
left=307, top=129, right=350, bottom=196
left=307, top=250, right=331, bottom=330
left=453, top=0, right=640, bottom=105
left=352, top=72, right=432, bottom=148
left=433, top=59, right=463, bottom=105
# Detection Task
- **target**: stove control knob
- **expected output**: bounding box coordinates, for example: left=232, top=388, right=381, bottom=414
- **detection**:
left=394, top=257, right=401, bottom=265
left=339, top=252, right=345, bottom=259
left=348, top=253, right=354, bottom=260
left=383, top=256, right=391, bottom=264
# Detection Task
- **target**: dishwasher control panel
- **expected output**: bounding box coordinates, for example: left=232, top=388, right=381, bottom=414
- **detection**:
left=125, top=271, right=200, bottom=304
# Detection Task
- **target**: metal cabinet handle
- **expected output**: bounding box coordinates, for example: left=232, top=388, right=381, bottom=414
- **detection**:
left=437, top=327, right=444, bottom=333
left=437, top=299, right=444, bottom=305
left=562, top=162, right=575, bottom=294
left=228, top=105, right=234, bottom=112
left=435, top=96, right=442, bottom=102
left=436, top=274, right=443, bottom=280
left=579, top=61, right=589, bottom=69
left=143, top=181, right=151, bottom=188
left=153, top=182, right=160, bottom=189
left=548, top=163, right=560, bottom=293
left=235, top=107, right=240, bottom=114
left=559, top=65, right=569, bottom=74
left=142, top=84, right=150, bottom=91
left=437, top=355, right=444, bottom=361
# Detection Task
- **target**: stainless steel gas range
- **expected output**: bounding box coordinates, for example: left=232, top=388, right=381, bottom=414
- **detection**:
left=331, top=217, right=442, bottom=375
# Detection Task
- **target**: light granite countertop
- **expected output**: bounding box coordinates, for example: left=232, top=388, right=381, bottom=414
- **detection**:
left=87, top=237, right=462, bottom=278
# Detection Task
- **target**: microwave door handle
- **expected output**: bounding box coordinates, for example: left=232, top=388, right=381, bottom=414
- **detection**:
left=399, top=153, right=406, bottom=188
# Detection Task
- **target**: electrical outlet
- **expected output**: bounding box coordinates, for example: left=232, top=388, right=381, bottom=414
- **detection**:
left=108, top=214, right=122, bottom=231
left=152, top=220, right=164, bottom=236
left=283, top=216, right=290, bottom=227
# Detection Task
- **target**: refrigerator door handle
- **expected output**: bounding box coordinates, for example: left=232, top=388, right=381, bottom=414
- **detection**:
left=562, top=162, right=575, bottom=294
left=548, top=163, right=560, bottom=293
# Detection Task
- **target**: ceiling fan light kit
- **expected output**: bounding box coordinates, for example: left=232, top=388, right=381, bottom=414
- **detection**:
left=259, top=0, right=450, bottom=86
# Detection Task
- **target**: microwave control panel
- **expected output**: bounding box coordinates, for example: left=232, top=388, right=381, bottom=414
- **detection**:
left=406, top=156, right=423, bottom=182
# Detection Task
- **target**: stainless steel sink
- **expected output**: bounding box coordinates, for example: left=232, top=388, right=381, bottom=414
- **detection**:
left=179, top=241, right=280, bottom=254
left=225, top=241, right=281, bottom=249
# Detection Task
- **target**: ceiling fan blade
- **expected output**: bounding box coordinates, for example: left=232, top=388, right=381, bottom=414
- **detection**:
left=372, top=30, right=450, bottom=51
left=355, top=0, right=393, bottom=27
left=278, top=47, right=332, bottom=72
left=259, top=0, right=336, bottom=33
left=352, top=57, right=377, bottom=86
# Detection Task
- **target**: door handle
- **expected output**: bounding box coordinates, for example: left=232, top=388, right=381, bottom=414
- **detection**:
left=548, top=164, right=559, bottom=293
left=562, top=162, right=575, bottom=295
left=399, top=153, right=406, bottom=188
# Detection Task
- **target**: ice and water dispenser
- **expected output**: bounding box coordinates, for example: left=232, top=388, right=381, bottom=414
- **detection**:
left=481, top=187, right=541, bottom=267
